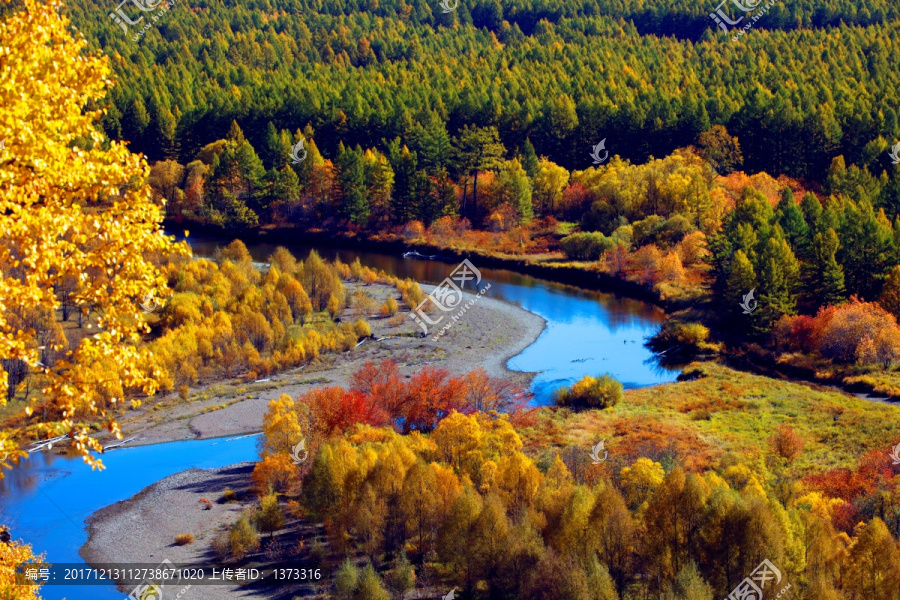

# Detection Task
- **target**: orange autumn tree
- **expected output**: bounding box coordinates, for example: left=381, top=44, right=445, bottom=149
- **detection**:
left=0, top=0, right=187, bottom=469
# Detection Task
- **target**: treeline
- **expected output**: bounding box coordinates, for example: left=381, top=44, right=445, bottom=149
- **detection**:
left=61, top=0, right=900, bottom=180
left=710, top=161, right=900, bottom=337
left=246, top=378, right=900, bottom=600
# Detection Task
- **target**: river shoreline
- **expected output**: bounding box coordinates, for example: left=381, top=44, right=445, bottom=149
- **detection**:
left=80, top=463, right=261, bottom=600
left=78, top=287, right=547, bottom=598
left=175, top=221, right=900, bottom=402
left=171, top=219, right=684, bottom=311
left=95, top=286, right=547, bottom=450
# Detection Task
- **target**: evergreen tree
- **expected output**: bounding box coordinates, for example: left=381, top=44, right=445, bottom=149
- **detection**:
left=878, top=264, right=900, bottom=318
left=388, top=142, right=418, bottom=225
left=520, top=138, right=540, bottom=179
left=757, top=235, right=800, bottom=330
left=434, top=168, right=459, bottom=218
left=807, top=228, right=847, bottom=309
left=724, top=249, right=758, bottom=331
left=836, top=200, right=894, bottom=299
left=453, top=125, right=506, bottom=220
left=800, top=192, right=823, bottom=234
left=496, top=158, right=534, bottom=223
left=363, top=148, right=395, bottom=227
left=412, top=118, right=453, bottom=172
left=271, top=165, right=301, bottom=221
left=775, top=188, right=809, bottom=259
left=263, top=122, right=290, bottom=170
left=336, top=143, right=369, bottom=226
left=413, top=169, right=436, bottom=225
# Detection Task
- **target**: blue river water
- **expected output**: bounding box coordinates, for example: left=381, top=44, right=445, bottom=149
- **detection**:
left=0, top=237, right=678, bottom=599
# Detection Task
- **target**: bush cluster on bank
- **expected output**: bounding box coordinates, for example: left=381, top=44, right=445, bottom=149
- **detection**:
left=553, top=374, right=624, bottom=409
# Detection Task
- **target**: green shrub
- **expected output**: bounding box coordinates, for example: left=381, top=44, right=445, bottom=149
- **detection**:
left=229, top=516, right=260, bottom=559
left=254, top=493, right=285, bottom=537
left=554, top=374, right=624, bottom=409
left=560, top=232, right=615, bottom=260
left=335, top=559, right=359, bottom=600
left=355, top=564, right=390, bottom=600
left=632, top=214, right=694, bottom=249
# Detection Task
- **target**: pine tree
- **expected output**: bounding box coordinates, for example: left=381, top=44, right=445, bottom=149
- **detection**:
left=837, top=200, right=893, bottom=299
left=453, top=125, right=506, bottom=220
left=388, top=142, right=418, bottom=225
left=809, top=228, right=846, bottom=309
left=878, top=264, right=900, bottom=318
left=263, top=122, right=290, bottom=170
left=412, top=118, right=453, bottom=172
left=756, top=232, right=800, bottom=326
left=801, top=192, right=823, bottom=234
left=496, top=159, right=534, bottom=223
left=775, top=188, right=809, bottom=259
left=363, top=149, right=395, bottom=227
left=271, top=165, right=301, bottom=221
left=724, top=250, right=759, bottom=330
left=336, top=143, right=369, bottom=226
left=520, top=138, right=540, bottom=179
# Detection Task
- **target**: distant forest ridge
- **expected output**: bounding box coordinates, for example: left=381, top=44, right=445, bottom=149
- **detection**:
left=60, top=0, right=900, bottom=181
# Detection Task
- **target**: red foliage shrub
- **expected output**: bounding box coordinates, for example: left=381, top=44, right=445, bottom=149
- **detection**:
left=804, top=450, right=897, bottom=533
left=774, top=314, right=817, bottom=352
left=302, top=360, right=530, bottom=436
left=303, top=386, right=388, bottom=436
left=559, top=182, right=596, bottom=221
left=777, top=298, right=900, bottom=365
left=830, top=501, right=859, bottom=534
left=768, top=424, right=805, bottom=463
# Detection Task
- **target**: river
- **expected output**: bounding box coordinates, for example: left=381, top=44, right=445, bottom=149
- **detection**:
left=0, top=235, right=678, bottom=600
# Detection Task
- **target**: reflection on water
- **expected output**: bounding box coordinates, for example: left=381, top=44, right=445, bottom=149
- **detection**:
left=184, top=232, right=679, bottom=403
left=0, top=436, right=259, bottom=600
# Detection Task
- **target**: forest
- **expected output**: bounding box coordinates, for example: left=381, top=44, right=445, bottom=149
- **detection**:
left=227, top=361, right=900, bottom=600
left=51, top=0, right=900, bottom=182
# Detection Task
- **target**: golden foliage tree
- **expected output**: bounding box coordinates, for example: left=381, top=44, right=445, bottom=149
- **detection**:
left=0, top=0, right=187, bottom=467
left=0, top=539, right=44, bottom=600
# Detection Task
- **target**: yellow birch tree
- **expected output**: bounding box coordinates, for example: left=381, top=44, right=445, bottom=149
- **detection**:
left=0, top=0, right=187, bottom=470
